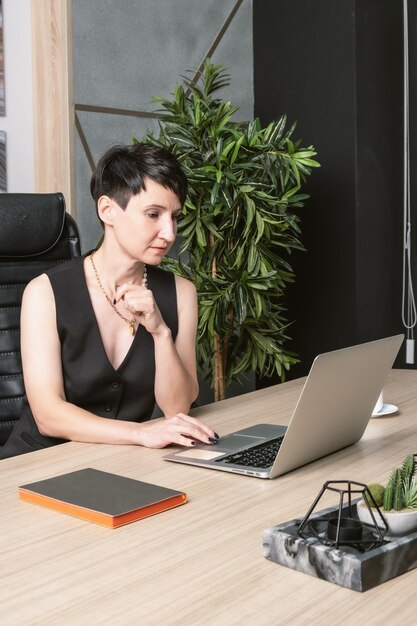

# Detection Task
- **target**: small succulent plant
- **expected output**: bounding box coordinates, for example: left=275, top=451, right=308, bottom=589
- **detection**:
left=382, top=453, right=417, bottom=511
left=403, top=478, right=417, bottom=509
left=364, top=454, right=417, bottom=511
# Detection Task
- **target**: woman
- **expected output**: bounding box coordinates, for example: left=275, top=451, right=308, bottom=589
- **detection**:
left=0, top=143, right=218, bottom=458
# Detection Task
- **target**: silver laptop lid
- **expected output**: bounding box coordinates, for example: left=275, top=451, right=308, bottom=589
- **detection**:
left=269, top=334, right=404, bottom=477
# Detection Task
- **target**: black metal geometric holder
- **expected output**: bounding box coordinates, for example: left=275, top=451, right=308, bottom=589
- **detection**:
left=298, top=480, right=388, bottom=552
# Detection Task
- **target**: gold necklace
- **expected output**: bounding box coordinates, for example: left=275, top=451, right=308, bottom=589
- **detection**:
left=89, top=252, right=147, bottom=336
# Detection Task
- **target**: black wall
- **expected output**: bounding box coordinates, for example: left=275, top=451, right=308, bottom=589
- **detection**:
left=254, top=0, right=417, bottom=380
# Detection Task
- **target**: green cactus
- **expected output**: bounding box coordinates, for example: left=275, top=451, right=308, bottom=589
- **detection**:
left=393, top=469, right=405, bottom=510
left=383, top=481, right=394, bottom=511
left=383, top=468, right=401, bottom=511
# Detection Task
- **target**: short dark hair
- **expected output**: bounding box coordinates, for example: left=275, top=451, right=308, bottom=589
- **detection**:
left=90, top=143, right=188, bottom=213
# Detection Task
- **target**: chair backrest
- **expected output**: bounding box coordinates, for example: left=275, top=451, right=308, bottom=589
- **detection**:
left=0, top=193, right=81, bottom=445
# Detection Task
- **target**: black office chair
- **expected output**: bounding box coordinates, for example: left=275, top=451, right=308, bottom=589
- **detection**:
left=0, top=193, right=81, bottom=445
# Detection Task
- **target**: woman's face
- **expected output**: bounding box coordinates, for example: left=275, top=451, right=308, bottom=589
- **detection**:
left=108, top=177, right=182, bottom=264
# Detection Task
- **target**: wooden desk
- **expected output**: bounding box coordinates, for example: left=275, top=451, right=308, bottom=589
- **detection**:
left=1, top=370, right=416, bottom=625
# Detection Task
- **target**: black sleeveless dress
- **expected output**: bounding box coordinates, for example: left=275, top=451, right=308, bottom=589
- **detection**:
left=0, top=254, right=178, bottom=459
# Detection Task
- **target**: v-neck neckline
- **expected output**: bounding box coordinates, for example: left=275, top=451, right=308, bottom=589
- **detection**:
left=79, top=253, right=144, bottom=373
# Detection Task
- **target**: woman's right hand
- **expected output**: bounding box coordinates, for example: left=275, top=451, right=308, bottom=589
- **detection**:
left=136, top=413, right=219, bottom=449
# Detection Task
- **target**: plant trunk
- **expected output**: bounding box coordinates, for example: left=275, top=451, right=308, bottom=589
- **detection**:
left=213, top=332, right=225, bottom=401
left=211, top=233, right=225, bottom=401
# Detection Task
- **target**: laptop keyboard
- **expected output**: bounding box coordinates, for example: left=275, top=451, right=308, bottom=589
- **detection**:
left=215, top=436, right=284, bottom=469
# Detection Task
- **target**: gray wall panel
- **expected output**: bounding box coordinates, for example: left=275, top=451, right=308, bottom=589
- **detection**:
left=73, top=0, right=246, bottom=109
left=74, top=134, right=97, bottom=248
left=212, top=0, right=253, bottom=121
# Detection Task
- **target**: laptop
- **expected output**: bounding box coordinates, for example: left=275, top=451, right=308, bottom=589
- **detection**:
left=164, top=335, right=404, bottom=478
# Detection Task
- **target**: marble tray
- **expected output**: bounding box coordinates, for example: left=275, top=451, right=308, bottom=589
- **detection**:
left=263, top=501, right=417, bottom=592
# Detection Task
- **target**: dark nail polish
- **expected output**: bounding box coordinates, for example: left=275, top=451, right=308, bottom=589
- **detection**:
left=190, top=440, right=197, bottom=446
left=113, top=298, right=116, bottom=305
left=214, top=432, right=220, bottom=439
left=208, top=437, right=218, bottom=445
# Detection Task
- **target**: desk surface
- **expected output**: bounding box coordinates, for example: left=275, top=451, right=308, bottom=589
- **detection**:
left=1, top=370, right=416, bottom=625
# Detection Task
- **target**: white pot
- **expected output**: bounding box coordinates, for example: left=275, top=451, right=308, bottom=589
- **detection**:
left=356, top=499, right=417, bottom=536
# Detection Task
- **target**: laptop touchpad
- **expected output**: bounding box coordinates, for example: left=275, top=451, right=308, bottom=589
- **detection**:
left=216, top=434, right=264, bottom=451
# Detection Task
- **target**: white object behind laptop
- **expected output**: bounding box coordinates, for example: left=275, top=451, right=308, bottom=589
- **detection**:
left=372, top=390, right=398, bottom=417
left=164, top=335, right=404, bottom=478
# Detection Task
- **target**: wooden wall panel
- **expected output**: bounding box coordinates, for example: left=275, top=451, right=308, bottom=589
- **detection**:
left=32, top=0, right=75, bottom=216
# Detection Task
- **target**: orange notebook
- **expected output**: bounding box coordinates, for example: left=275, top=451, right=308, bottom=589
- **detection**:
left=18, top=468, right=187, bottom=528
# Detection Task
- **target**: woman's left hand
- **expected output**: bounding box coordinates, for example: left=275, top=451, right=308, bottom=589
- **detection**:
left=135, top=412, right=219, bottom=449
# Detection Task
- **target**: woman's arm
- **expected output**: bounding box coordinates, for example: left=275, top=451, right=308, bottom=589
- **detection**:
left=152, top=275, right=199, bottom=416
left=21, top=275, right=213, bottom=448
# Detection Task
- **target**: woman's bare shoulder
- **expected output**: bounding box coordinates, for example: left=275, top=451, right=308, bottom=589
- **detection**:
left=23, top=273, right=54, bottom=305
left=174, top=275, right=197, bottom=322
left=174, top=274, right=197, bottom=295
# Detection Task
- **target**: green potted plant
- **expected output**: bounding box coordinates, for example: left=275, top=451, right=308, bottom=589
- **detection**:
left=357, top=453, right=417, bottom=535
left=135, top=60, right=319, bottom=400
